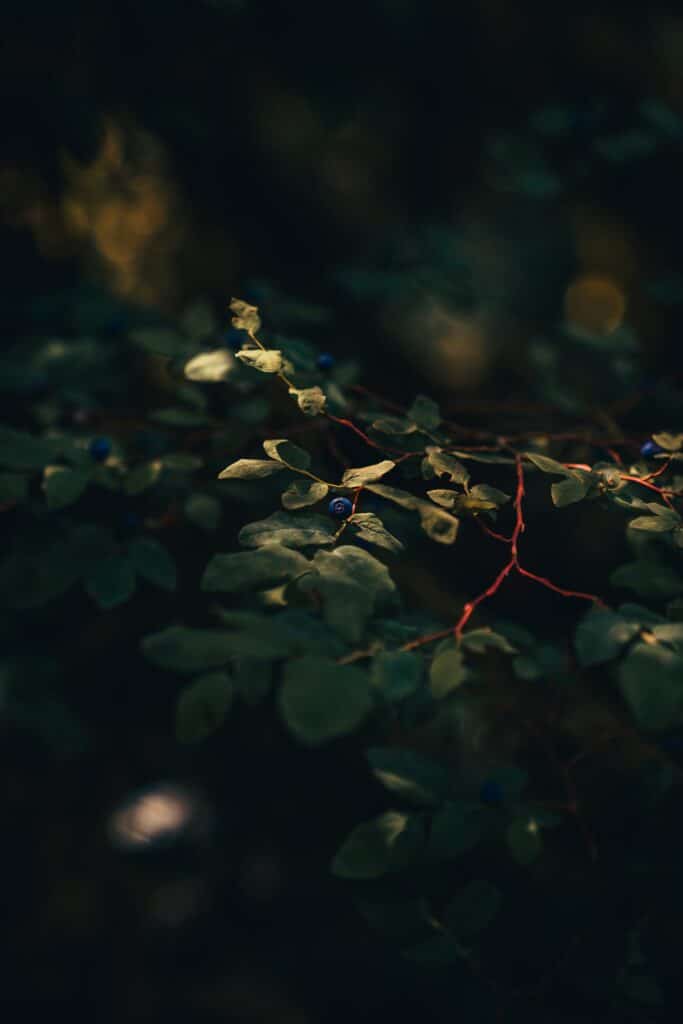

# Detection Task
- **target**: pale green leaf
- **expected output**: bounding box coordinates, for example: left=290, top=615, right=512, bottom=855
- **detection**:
left=281, top=479, right=328, bottom=510
left=289, top=385, right=326, bottom=416
left=235, top=348, right=283, bottom=373
left=262, top=438, right=311, bottom=470
left=183, top=348, right=234, bottom=382
left=229, top=297, right=261, bottom=333
left=342, top=460, right=396, bottom=487
left=218, top=458, right=285, bottom=480
left=239, top=512, right=335, bottom=549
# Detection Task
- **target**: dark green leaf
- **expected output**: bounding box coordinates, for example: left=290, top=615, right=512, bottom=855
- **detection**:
left=371, top=649, right=422, bottom=700
left=129, top=537, right=177, bottom=591
left=279, top=655, right=373, bottom=745
left=176, top=671, right=233, bottom=742
left=42, top=465, right=90, bottom=509
left=331, top=811, right=420, bottom=879
left=84, top=556, right=136, bottom=609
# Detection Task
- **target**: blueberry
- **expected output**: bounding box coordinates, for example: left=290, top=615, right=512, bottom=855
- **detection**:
left=640, top=440, right=664, bottom=458
left=121, top=511, right=141, bottom=530
left=89, top=436, right=112, bottom=462
left=328, top=496, right=353, bottom=519
left=480, top=779, right=504, bottom=805
left=317, top=352, right=335, bottom=371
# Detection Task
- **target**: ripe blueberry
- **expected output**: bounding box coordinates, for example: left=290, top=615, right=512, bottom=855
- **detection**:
left=328, top=496, right=353, bottom=519
left=89, top=436, right=112, bottom=462
left=121, top=511, right=141, bottom=530
left=317, top=352, right=335, bottom=371
left=480, top=779, right=504, bottom=805
left=640, top=440, right=663, bottom=458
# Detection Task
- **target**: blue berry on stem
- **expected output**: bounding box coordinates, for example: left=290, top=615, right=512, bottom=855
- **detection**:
left=480, top=779, right=504, bottom=805
left=640, top=440, right=663, bottom=458
left=328, top=496, right=353, bottom=519
left=89, top=436, right=112, bottom=462
left=317, top=352, right=335, bottom=371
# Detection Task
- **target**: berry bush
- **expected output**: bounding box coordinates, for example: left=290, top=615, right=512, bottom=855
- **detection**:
left=2, top=276, right=683, bottom=1018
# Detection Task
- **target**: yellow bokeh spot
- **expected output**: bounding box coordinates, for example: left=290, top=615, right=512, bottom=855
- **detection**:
left=564, top=274, right=626, bottom=336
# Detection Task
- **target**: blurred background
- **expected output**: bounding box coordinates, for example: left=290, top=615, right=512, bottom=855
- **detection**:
left=2, top=1, right=683, bottom=1020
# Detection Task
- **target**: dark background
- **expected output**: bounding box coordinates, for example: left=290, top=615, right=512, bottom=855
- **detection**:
left=2, top=2, right=683, bottom=1021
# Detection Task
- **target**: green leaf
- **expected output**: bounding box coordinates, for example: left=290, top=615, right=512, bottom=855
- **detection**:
left=426, top=489, right=459, bottom=509
left=652, top=432, right=683, bottom=452
left=128, top=537, right=177, bottom=591
left=183, top=349, right=234, bottom=382
left=143, top=625, right=245, bottom=673
left=444, top=880, right=502, bottom=937
left=628, top=515, right=677, bottom=533
left=184, top=492, right=222, bottom=531
left=217, top=458, right=285, bottom=480
left=239, top=512, right=336, bottom=549
left=551, top=475, right=590, bottom=507
left=84, top=556, right=136, bottom=609
left=0, top=472, right=28, bottom=503
left=279, top=655, right=373, bottom=745
left=651, top=622, right=683, bottom=649
left=201, top=545, right=310, bottom=592
left=288, top=385, right=326, bottom=416
left=429, top=648, right=467, bottom=699
left=575, top=607, right=640, bottom=667
left=281, top=479, right=328, bottom=510
left=371, top=415, right=417, bottom=436
left=450, top=450, right=515, bottom=465
left=262, top=438, right=311, bottom=470
left=124, top=460, right=162, bottom=495
left=348, top=513, right=404, bottom=553
left=408, top=395, right=441, bottom=432
left=42, top=465, right=89, bottom=509
left=176, top=671, right=233, bottom=742
left=506, top=818, right=543, bottom=865
left=235, top=348, right=284, bottom=373
left=331, top=811, right=419, bottom=879
left=229, top=297, right=261, bottom=333
left=371, top=649, right=422, bottom=700
left=422, top=447, right=469, bottom=484
left=460, top=629, right=518, bottom=655
left=611, top=560, right=683, bottom=600
left=429, top=800, right=484, bottom=860
left=418, top=503, right=460, bottom=545
left=342, top=460, right=396, bottom=487
left=523, top=452, right=573, bottom=475
left=468, top=484, right=510, bottom=506
left=618, top=642, right=683, bottom=731
left=300, top=546, right=398, bottom=644
left=366, top=747, right=450, bottom=806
